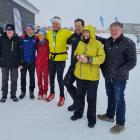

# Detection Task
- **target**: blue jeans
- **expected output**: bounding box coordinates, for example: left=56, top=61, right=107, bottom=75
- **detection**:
left=105, top=79, right=127, bottom=125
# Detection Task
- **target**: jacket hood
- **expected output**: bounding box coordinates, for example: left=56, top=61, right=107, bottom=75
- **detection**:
left=82, top=25, right=96, bottom=40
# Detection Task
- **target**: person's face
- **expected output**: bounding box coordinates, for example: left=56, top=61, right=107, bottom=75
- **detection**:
left=110, top=26, right=123, bottom=40
left=6, top=30, right=14, bottom=38
left=26, top=27, right=34, bottom=36
left=38, top=33, right=45, bottom=41
left=52, top=21, right=61, bottom=31
left=75, top=21, right=83, bottom=34
left=83, top=30, right=90, bottom=39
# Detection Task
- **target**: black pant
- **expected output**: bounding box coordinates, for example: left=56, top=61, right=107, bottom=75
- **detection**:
left=1, top=67, right=18, bottom=97
left=20, top=63, right=35, bottom=93
left=74, top=78, right=99, bottom=123
left=64, top=65, right=77, bottom=104
left=49, top=60, right=65, bottom=97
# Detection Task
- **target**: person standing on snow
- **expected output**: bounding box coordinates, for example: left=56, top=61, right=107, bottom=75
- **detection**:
left=97, top=22, right=137, bottom=134
left=36, top=28, right=49, bottom=100
left=71, top=25, right=105, bottom=128
left=64, top=18, right=85, bottom=111
left=0, top=24, right=23, bottom=103
left=46, top=16, right=72, bottom=106
left=19, top=24, right=38, bottom=100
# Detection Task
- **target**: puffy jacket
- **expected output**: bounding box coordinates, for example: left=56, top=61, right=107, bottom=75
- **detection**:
left=0, top=33, right=23, bottom=68
left=21, top=34, right=38, bottom=63
left=74, top=25, right=105, bottom=81
left=46, top=28, right=72, bottom=61
left=67, top=32, right=82, bottom=66
left=36, top=39, right=49, bottom=65
left=99, top=34, right=137, bottom=80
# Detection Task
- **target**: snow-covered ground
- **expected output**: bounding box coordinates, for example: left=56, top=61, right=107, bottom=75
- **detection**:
left=0, top=35, right=140, bottom=140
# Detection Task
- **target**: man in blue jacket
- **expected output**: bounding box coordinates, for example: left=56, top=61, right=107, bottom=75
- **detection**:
left=19, top=24, right=38, bottom=100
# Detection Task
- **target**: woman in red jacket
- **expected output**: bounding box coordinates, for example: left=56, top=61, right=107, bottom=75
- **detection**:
left=36, top=29, right=49, bottom=100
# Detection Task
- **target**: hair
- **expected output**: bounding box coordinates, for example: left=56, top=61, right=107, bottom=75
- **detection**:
left=110, top=22, right=123, bottom=28
left=75, top=18, right=85, bottom=26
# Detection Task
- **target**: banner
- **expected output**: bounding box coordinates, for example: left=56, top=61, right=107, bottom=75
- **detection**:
left=13, top=8, right=23, bottom=36
left=99, top=16, right=104, bottom=28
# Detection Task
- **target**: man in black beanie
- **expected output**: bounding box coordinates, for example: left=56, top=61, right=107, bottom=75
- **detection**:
left=0, top=24, right=23, bottom=103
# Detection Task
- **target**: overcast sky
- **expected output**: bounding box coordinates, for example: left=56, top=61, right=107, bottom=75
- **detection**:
left=29, top=0, right=140, bottom=28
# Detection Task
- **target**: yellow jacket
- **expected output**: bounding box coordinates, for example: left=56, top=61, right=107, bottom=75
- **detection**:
left=46, top=28, right=72, bottom=61
left=74, top=25, right=105, bottom=81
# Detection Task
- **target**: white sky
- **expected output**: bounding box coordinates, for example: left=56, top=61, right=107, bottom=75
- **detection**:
left=29, top=0, right=140, bottom=28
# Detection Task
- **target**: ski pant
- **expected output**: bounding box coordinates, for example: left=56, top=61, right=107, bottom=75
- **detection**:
left=36, top=62, right=48, bottom=96
left=49, top=60, right=66, bottom=97
left=64, top=65, right=77, bottom=105
left=105, top=78, right=126, bottom=125
left=74, top=78, right=99, bottom=123
left=20, top=63, right=35, bottom=93
left=1, top=67, right=18, bottom=97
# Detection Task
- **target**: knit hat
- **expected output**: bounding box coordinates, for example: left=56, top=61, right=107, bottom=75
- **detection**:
left=6, top=24, right=15, bottom=31
left=38, top=28, right=46, bottom=36
left=26, top=23, right=35, bottom=31
left=50, top=16, right=61, bottom=24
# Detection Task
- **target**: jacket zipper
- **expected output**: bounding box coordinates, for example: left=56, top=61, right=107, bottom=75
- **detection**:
left=11, top=41, right=14, bottom=52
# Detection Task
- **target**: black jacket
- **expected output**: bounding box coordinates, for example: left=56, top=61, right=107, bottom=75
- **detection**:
left=98, top=34, right=137, bottom=80
left=0, top=33, right=23, bottom=68
left=67, top=32, right=82, bottom=66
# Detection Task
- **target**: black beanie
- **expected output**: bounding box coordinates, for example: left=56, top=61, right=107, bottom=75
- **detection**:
left=6, top=24, right=15, bottom=31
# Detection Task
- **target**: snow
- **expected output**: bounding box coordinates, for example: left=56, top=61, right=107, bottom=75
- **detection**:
left=0, top=35, right=140, bottom=140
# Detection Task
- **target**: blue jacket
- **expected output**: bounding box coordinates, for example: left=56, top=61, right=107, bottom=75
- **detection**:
left=21, top=34, right=38, bottom=63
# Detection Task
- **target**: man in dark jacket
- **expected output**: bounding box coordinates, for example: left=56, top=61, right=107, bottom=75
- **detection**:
left=97, top=22, right=137, bottom=134
left=19, top=24, right=38, bottom=100
left=0, top=24, right=23, bottom=103
left=64, top=19, right=85, bottom=111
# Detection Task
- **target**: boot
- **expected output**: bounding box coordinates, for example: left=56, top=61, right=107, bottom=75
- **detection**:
left=46, top=93, right=55, bottom=102
left=68, top=104, right=76, bottom=111
left=11, top=96, right=19, bottom=102
left=30, top=91, right=35, bottom=99
left=110, top=124, right=125, bottom=134
left=57, top=97, right=65, bottom=106
left=0, top=96, right=7, bottom=103
left=88, top=122, right=96, bottom=128
left=19, top=92, right=26, bottom=100
left=97, top=114, right=115, bottom=122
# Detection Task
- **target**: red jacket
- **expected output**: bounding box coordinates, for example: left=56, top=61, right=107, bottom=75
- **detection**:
left=36, top=39, right=49, bottom=65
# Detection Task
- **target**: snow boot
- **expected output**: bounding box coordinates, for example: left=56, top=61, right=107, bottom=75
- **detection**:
left=97, top=114, right=115, bottom=122
left=19, top=92, right=26, bottom=100
left=0, top=96, right=7, bottom=103
left=110, top=124, right=125, bottom=134
left=30, top=91, right=35, bottom=99
left=46, top=93, right=55, bottom=102
left=11, top=96, right=19, bottom=102
left=57, top=97, right=65, bottom=106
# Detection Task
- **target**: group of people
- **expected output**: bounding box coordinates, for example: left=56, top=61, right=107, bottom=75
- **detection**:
left=0, top=16, right=137, bottom=134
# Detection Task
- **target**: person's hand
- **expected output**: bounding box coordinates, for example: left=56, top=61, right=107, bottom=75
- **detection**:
left=19, top=66, right=23, bottom=69
left=76, top=55, right=81, bottom=61
left=79, top=55, right=88, bottom=63
left=81, top=56, right=88, bottom=63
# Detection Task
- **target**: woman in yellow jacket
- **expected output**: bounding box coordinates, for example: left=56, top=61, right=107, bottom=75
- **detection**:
left=46, top=16, right=72, bottom=106
left=71, top=25, right=105, bottom=128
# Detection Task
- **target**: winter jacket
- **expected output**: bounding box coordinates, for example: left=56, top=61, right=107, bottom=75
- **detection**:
left=67, top=32, right=82, bottom=66
left=36, top=39, right=49, bottom=66
left=0, top=33, right=22, bottom=68
left=46, top=28, right=72, bottom=61
left=21, top=34, right=38, bottom=63
left=99, top=34, right=137, bottom=80
left=74, top=25, right=105, bottom=81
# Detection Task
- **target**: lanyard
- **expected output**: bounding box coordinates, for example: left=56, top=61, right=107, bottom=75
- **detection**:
left=52, top=31, right=57, bottom=47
